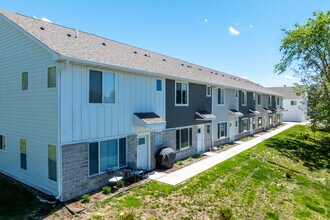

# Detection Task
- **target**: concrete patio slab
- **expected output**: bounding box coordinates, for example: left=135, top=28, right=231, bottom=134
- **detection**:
left=155, top=123, right=298, bottom=185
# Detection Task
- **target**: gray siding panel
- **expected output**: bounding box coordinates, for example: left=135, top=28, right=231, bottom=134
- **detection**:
left=166, top=79, right=211, bottom=128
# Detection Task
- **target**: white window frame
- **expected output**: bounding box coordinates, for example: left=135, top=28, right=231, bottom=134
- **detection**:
left=218, top=121, right=228, bottom=139
left=88, top=137, right=127, bottom=177
left=88, top=69, right=117, bottom=105
left=175, top=81, right=189, bottom=106
left=156, top=79, right=163, bottom=92
left=206, top=86, right=211, bottom=97
left=241, top=118, right=249, bottom=133
left=176, top=127, right=192, bottom=151
left=217, top=88, right=225, bottom=106
left=242, top=91, right=247, bottom=106
left=156, top=132, right=163, bottom=145
left=0, top=135, right=6, bottom=151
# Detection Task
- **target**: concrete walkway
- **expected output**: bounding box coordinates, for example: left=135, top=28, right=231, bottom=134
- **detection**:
left=151, top=123, right=298, bottom=185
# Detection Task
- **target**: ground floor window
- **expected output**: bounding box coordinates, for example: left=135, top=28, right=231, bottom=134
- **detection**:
left=20, top=138, right=27, bottom=170
left=252, top=118, right=256, bottom=129
left=156, top=132, right=163, bottom=145
left=176, top=127, right=192, bottom=151
left=258, top=117, right=262, bottom=128
left=48, top=145, right=57, bottom=181
left=218, top=122, right=227, bottom=139
left=0, top=135, right=6, bottom=150
left=89, top=138, right=127, bottom=176
left=277, top=114, right=280, bottom=123
left=206, top=125, right=211, bottom=133
left=269, top=116, right=273, bottom=125
left=241, top=118, right=248, bottom=132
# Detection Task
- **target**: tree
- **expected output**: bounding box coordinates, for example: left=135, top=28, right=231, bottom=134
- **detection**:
left=275, top=11, right=330, bottom=129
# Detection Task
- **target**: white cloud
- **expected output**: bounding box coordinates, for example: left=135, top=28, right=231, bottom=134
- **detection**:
left=204, top=18, right=208, bottom=23
left=282, top=75, right=295, bottom=80
left=229, top=26, right=240, bottom=36
left=41, top=17, right=52, bottom=23
left=240, top=76, right=248, bottom=79
left=249, top=24, right=254, bottom=28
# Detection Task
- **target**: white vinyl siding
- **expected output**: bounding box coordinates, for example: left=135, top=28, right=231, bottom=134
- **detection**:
left=61, top=64, right=165, bottom=144
left=0, top=17, right=58, bottom=195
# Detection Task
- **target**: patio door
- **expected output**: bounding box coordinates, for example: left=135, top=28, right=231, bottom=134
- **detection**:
left=197, top=125, right=204, bottom=153
left=137, top=135, right=149, bottom=170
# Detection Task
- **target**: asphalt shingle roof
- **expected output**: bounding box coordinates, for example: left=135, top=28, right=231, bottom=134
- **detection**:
left=268, top=87, right=303, bottom=99
left=0, top=10, right=282, bottom=96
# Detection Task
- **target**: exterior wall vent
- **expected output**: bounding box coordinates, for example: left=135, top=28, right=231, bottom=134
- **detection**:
left=67, top=33, right=71, bottom=37
left=134, top=51, right=137, bottom=54
left=102, top=43, right=106, bottom=46
left=40, top=26, right=45, bottom=30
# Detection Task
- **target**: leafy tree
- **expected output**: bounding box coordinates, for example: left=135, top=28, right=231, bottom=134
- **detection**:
left=275, top=11, right=330, bottom=129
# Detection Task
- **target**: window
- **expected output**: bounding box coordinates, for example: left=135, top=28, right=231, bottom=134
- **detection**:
left=176, top=82, right=188, bottom=105
left=257, top=94, right=261, bottom=105
left=235, top=90, right=238, bottom=99
left=242, top=91, right=247, bottom=106
left=235, top=120, right=238, bottom=128
left=241, top=118, right=248, bottom=132
left=206, top=125, right=211, bottom=133
left=291, top=100, right=297, bottom=105
left=89, top=70, right=115, bottom=104
left=276, top=97, right=279, bottom=105
left=218, top=88, right=225, bottom=105
left=176, top=128, right=192, bottom=150
left=206, top=86, right=211, bottom=97
left=252, top=118, right=256, bottom=129
left=218, top=122, right=227, bottom=139
left=48, top=145, right=57, bottom=181
left=47, top=67, right=56, bottom=88
left=0, top=135, right=5, bottom=151
left=156, top=79, right=162, bottom=91
left=22, top=72, right=28, bottom=90
left=253, top=93, right=256, bottom=100
left=156, top=132, right=163, bottom=145
left=89, top=138, right=126, bottom=176
left=269, top=116, right=273, bottom=125
left=269, top=95, right=272, bottom=106
left=258, top=117, right=262, bottom=128
left=20, top=138, right=27, bottom=170
left=277, top=114, right=280, bottom=123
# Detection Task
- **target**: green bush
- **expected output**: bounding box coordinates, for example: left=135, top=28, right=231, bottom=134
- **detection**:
left=177, top=160, right=183, bottom=165
left=187, top=157, right=193, bottom=162
left=117, top=180, right=125, bottom=188
left=81, top=194, right=91, bottom=203
left=102, top=186, right=111, bottom=195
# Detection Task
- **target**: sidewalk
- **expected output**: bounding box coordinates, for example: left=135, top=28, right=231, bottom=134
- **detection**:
left=150, top=122, right=298, bottom=185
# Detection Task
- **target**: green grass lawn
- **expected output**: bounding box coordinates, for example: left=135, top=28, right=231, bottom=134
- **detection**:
left=52, top=125, right=330, bottom=219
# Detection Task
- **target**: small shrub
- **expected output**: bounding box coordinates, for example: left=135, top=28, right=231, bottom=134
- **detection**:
left=118, top=211, right=136, bottom=220
left=177, top=160, right=183, bottom=165
left=285, top=170, right=292, bottom=179
left=117, top=180, right=125, bottom=188
left=102, top=186, right=111, bottom=195
left=218, top=208, right=233, bottom=220
left=187, top=157, right=193, bottom=162
left=81, top=194, right=91, bottom=203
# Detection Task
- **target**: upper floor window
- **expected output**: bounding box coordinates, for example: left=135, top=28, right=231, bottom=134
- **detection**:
left=0, top=135, right=6, bottom=151
left=218, top=88, right=225, bottom=105
left=257, top=94, right=261, bottom=105
left=253, top=93, right=256, bottom=100
left=156, top=79, right=162, bottom=91
left=269, top=95, right=272, bottom=106
left=206, top=86, right=211, bottom=97
left=235, top=90, right=238, bottom=99
left=176, top=82, right=188, bottom=106
left=276, top=97, right=280, bottom=105
left=242, top=91, right=247, bottom=106
left=47, top=67, right=56, bottom=88
left=176, top=127, right=192, bottom=150
left=22, top=72, right=28, bottom=90
left=89, top=70, right=115, bottom=104
left=291, top=100, right=297, bottom=105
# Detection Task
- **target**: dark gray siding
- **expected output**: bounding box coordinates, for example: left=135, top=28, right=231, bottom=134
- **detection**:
left=238, top=91, right=255, bottom=133
left=166, top=79, right=211, bottom=128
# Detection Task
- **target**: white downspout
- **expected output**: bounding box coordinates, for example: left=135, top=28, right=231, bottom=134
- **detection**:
left=55, top=60, right=70, bottom=200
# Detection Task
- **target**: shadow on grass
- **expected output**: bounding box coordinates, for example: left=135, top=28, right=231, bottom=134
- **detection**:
left=265, top=133, right=330, bottom=170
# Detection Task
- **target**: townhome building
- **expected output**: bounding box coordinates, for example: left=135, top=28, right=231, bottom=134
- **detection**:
left=0, top=10, right=283, bottom=201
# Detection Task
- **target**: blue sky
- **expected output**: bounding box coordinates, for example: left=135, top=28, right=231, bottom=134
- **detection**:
left=1, top=0, right=329, bottom=87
